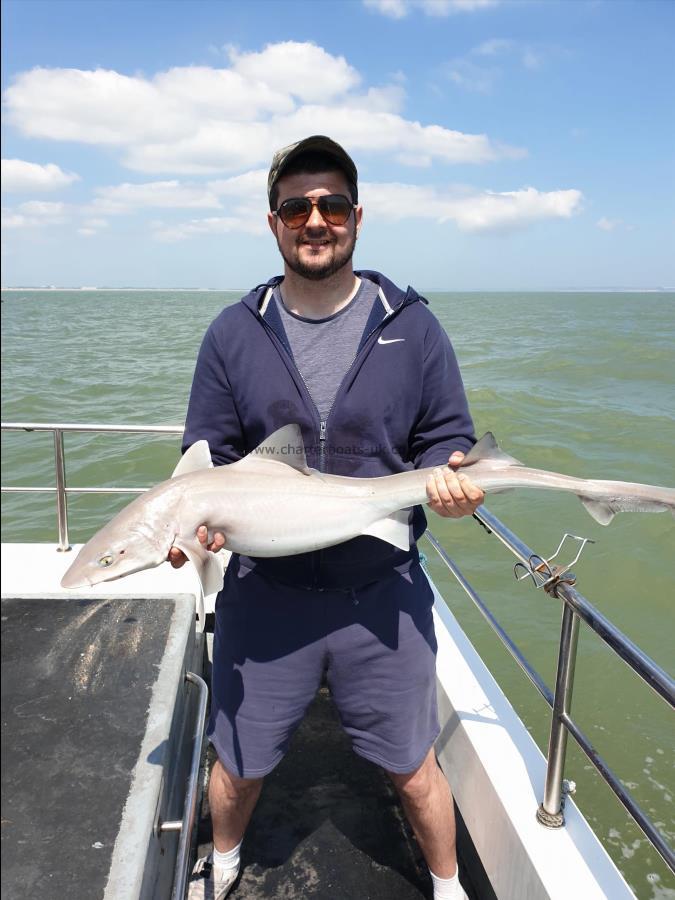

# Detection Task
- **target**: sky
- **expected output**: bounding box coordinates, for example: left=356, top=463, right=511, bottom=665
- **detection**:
left=1, top=0, right=674, bottom=290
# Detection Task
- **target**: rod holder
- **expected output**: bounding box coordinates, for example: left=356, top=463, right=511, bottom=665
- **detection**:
left=537, top=601, right=581, bottom=826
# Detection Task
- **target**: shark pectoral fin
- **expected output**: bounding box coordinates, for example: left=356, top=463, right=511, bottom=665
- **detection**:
left=172, top=536, right=225, bottom=597
left=579, top=496, right=616, bottom=526
left=172, top=440, right=213, bottom=478
left=362, top=509, right=411, bottom=551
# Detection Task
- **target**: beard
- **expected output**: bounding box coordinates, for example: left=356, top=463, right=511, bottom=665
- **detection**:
left=277, top=231, right=357, bottom=282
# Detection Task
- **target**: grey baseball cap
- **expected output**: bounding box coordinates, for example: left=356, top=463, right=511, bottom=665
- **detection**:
left=267, top=135, right=358, bottom=208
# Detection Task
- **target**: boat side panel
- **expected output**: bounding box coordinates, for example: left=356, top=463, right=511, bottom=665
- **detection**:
left=429, top=572, right=637, bottom=900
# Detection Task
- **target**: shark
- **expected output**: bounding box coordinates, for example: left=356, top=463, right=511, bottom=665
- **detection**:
left=61, top=424, right=675, bottom=596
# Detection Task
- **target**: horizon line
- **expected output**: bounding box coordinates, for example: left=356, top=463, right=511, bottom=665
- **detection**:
left=2, top=285, right=674, bottom=294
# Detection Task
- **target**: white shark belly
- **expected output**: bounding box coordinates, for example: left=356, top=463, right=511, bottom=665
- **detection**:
left=182, top=485, right=377, bottom=557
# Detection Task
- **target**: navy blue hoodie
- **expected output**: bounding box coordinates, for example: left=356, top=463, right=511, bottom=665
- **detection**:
left=183, top=270, right=475, bottom=590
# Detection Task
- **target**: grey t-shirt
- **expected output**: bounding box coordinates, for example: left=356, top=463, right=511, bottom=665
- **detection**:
left=273, top=278, right=380, bottom=421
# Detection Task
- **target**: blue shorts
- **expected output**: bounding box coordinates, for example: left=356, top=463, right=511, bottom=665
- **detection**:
left=207, top=555, right=439, bottom=779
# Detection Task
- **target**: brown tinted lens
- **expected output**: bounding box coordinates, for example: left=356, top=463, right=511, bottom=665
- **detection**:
left=277, top=195, right=353, bottom=228
left=318, top=195, right=353, bottom=225
left=278, top=198, right=312, bottom=228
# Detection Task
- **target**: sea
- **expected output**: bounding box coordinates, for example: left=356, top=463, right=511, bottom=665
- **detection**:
left=2, top=288, right=674, bottom=898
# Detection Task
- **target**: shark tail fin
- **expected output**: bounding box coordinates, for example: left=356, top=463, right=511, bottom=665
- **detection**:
left=579, top=496, right=617, bottom=525
left=579, top=493, right=674, bottom=525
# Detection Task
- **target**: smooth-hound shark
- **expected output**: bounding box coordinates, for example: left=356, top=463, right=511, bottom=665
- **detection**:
left=61, top=424, right=675, bottom=595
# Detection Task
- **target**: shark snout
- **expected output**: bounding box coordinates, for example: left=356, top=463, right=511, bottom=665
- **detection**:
left=60, top=568, right=93, bottom=589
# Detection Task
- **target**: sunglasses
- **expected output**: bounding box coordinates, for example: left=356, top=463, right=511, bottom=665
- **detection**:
left=273, top=194, right=356, bottom=229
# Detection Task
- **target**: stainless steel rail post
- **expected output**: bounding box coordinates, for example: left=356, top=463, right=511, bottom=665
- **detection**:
left=537, top=597, right=580, bottom=827
left=53, top=429, right=70, bottom=551
left=161, top=671, right=209, bottom=900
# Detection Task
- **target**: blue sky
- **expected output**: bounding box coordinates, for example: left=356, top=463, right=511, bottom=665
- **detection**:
left=2, top=0, right=674, bottom=290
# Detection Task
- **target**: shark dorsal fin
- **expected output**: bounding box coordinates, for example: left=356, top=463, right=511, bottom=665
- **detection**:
left=460, top=432, right=523, bottom=468
left=235, top=424, right=311, bottom=475
left=172, top=440, right=214, bottom=478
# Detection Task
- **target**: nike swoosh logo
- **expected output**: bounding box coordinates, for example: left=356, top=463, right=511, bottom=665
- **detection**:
left=378, top=336, right=406, bottom=345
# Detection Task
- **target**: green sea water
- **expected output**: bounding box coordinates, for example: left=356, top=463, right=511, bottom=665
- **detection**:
left=2, top=289, right=674, bottom=898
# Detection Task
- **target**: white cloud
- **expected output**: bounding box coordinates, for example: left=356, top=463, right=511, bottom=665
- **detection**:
left=421, top=0, right=497, bottom=13
left=474, top=38, right=514, bottom=56
left=3, top=41, right=523, bottom=175
left=521, top=49, right=542, bottom=70
left=152, top=169, right=271, bottom=240
left=1, top=209, right=28, bottom=229
left=227, top=42, right=360, bottom=103
left=365, top=0, right=498, bottom=17
left=596, top=217, right=634, bottom=232
left=90, top=180, right=223, bottom=214
left=1, top=159, right=80, bottom=192
left=2, top=200, right=70, bottom=228
left=207, top=169, right=267, bottom=197
left=5, top=68, right=164, bottom=144
left=2, top=65, right=291, bottom=148
left=277, top=105, right=524, bottom=166
left=345, top=84, right=407, bottom=114
left=153, top=215, right=265, bottom=242
left=447, top=38, right=547, bottom=92
left=447, top=60, right=499, bottom=94
left=153, top=65, right=293, bottom=120
left=78, top=217, right=109, bottom=236
left=361, top=182, right=583, bottom=231
left=364, top=0, right=408, bottom=17
left=18, top=200, right=67, bottom=216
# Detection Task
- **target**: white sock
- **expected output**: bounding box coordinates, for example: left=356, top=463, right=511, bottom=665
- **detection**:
left=429, top=867, right=467, bottom=900
left=212, top=839, right=242, bottom=875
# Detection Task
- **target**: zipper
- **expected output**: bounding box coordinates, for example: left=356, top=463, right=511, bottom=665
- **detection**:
left=319, top=420, right=327, bottom=471
left=318, top=310, right=398, bottom=469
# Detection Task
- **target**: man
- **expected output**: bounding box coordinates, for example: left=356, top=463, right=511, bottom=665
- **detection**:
left=173, top=136, right=484, bottom=900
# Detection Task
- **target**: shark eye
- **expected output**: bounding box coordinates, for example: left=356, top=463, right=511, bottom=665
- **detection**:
left=98, top=555, right=114, bottom=568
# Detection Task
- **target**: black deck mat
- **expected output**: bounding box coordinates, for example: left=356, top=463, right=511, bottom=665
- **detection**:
left=1, top=596, right=175, bottom=900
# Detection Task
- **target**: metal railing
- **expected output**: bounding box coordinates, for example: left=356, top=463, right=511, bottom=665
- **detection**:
left=1, top=422, right=183, bottom=550
left=426, top=509, right=674, bottom=875
left=2, top=421, right=674, bottom=877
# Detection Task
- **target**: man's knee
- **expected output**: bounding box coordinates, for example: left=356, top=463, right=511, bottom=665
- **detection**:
left=386, top=747, right=440, bottom=802
left=210, top=757, right=264, bottom=800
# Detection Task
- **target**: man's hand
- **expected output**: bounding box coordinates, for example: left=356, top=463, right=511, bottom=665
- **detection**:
left=426, top=450, right=484, bottom=519
left=167, top=525, right=226, bottom=568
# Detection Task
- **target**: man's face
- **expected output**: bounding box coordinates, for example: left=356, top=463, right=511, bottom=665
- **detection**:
left=268, top=170, right=362, bottom=281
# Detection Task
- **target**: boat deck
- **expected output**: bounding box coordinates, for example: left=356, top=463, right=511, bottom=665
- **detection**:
left=193, top=681, right=490, bottom=900
left=0, top=545, right=639, bottom=900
